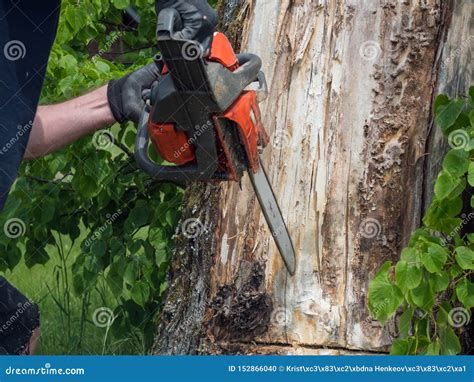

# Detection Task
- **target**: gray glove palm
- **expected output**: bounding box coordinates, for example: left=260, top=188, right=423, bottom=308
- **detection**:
left=107, top=63, right=160, bottom=124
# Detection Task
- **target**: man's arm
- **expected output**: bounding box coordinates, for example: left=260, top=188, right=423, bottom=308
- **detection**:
left=24, top=62, right=160, bottom=160
left=25, top=86, right=114, bottom=160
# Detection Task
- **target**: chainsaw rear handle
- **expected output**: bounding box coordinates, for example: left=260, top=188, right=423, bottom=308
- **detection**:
left=135, top=105, right=219, bottom=183
left=156, top=8, right=183, bottom=39
left=135, top=106, right=186, bottom=183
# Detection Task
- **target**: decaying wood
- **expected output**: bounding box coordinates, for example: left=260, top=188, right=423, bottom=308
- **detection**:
left=153, top=0, right=472, bottom=355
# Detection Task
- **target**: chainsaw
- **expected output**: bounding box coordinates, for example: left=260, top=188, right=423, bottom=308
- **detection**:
left=134, top=8, right=296, bottom=275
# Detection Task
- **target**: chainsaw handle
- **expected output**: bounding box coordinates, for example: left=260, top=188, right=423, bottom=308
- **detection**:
left=135, top=106, right=218, bottom=183
left=244, top=70, right=268, bottom=103
left=156, top=8, right=183, bottom=39
left=135, top=107, right=156, bottom=175
left=234, top=53, right=262, bottom=90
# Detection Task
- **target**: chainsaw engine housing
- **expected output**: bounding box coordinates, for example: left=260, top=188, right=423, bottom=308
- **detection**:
left=135, top=19, right=268, bottom=184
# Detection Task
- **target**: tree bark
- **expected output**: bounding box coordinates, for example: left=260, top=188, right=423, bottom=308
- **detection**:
left=153, top=0, right=472, bottom=355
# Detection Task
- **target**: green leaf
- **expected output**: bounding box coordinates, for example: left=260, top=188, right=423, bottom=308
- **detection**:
left=395, top=260, right=422, bottom=291
left=112, top=0, right=129, bottom=9
left=425, top=341, right=440, bottom=355
left=439, top=326, right=461, bottom=355
left=124, top=129, right=136, bottom=148
left=422, top=197, right=462, bottom=232
left=131, top=281, right=150, bottom=308
left=435, top=99, right=465, bottom=133
left=449, top=264, right=463, bottom=278
left=24, top=240, right=49, bottom=267
left=416, top=335, right=432, bottom=353
left=410, top=282, right=435, bottom=311
left=390, top=337, right=415, bottom=355
left=400, top=247, right=418, bottom=263
left=107, top=263, right=125, bottom=298
left=433, top=94, right=449, bottom=115
left=434, top=171, right=462, bottom=200
left=398, top=306, right=414, bottom=338
left=124, top=261, right=138, bottom=286
left=429, top=272, right=449, bottom=292
left=415, top=317, right=430, bottom=339
left=41, top=204, right=56, bottom=224
left=368, top=261, right=404, bottom=324
left=421, top=243, right=448, bottom=273
left=125, top=202, right=151, bottom=233
left=442, top=149, right=469, bottom=177
left=408, top=229, right=444, bottom=247
left=436, top=302, right=451, bottom=327
left=468, top=162, right=474, bottom=187
left=455, top=278, right=474, bottom=308
left=5, top=246, right=21, bottom=270
left=467, top=233, right=474, bottom=243
left=90, top=240, right=107, bottom=258
left=154, top=243, right=168, bottom=266
left=455, top=246, right=474, bottom=270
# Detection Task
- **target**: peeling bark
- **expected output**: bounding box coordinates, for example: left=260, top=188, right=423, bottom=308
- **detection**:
left=153, top=0, right=472, bottom=355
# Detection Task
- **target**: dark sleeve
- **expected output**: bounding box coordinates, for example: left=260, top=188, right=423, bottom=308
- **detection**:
left=0, top=277, right=40, bottom=354
left=0, top=0, right=61, bottom=211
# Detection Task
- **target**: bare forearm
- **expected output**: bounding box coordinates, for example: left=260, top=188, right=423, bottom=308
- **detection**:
left=25, top=86, right=115, bottom=160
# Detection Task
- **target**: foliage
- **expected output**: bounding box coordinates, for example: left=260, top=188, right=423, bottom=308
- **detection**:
left=0, top=0, right=187, bottom=353
left=368, top=86, right=474, bottom=355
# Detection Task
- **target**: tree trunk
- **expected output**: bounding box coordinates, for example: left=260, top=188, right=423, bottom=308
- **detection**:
left=153, top=0, right=472, bottom=355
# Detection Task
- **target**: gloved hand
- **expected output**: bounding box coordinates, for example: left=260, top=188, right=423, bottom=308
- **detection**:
left=155, top=0, right=217, bottom=43
left=107, top=63, right=160, bottom=124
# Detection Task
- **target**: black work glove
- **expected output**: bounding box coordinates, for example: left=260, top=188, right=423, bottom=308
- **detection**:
left=107, top=63, right=160, bottom=124
left=155, top=0, right=217, bottom=43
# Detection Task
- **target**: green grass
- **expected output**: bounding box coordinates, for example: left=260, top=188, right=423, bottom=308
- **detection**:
left=4, top=230, right=145, bottom=355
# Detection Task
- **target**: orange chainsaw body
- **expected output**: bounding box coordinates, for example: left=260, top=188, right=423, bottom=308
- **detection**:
left=147, top=32, right=268, bottom=179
